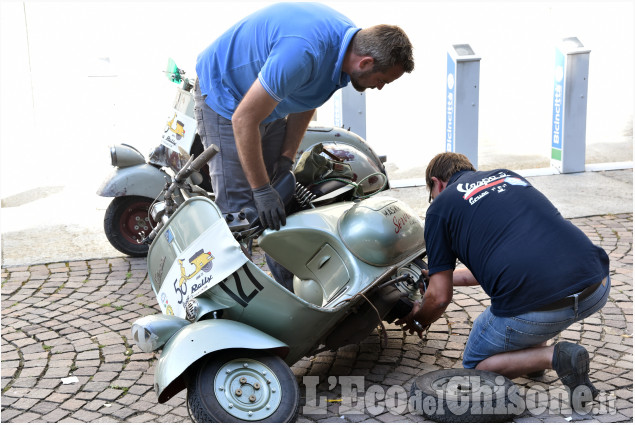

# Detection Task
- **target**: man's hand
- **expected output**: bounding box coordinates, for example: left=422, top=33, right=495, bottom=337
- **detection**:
left=396, top=269, right=454, bottom=339
left=252, top=184, right=286, bottom=230
left=395, top=301, right=428, bottom=339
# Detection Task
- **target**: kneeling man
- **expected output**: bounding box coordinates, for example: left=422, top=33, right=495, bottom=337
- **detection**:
left=398, top=152, right=610, bottom=405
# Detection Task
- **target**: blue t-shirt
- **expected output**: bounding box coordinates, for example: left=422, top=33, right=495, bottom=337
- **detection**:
left=196, top=2, right=359, bottom=123
left=424, top=169, right=609, bottom=317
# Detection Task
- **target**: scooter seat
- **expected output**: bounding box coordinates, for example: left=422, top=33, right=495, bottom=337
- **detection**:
left=308, top=180, right=355, bottom=206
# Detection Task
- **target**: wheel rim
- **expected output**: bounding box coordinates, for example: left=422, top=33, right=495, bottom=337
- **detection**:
left=430, top=373, right=507, bottom=402
left=118, top=201, right=153, bottom=244
left=396, top=262, right=424, bottom=295
left=213, top=358, right=283, bottom=421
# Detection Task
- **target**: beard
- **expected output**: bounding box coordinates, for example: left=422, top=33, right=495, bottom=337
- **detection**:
left=349, top=68, right=373, bottom=92
left=350, top=77, right=366, bottom=92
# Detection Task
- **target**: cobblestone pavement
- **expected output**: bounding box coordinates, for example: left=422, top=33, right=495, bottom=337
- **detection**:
left=1, top=213, right=632, bottom=423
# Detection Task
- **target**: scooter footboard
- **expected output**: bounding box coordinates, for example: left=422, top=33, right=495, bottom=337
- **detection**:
left=154, top=319, right=289, bottom=403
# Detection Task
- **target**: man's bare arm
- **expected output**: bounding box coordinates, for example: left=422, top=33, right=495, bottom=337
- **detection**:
left=281, top=109, right=316, bottom=160
left=453, top=267, right=479, bottom=286
left=232, top=79, right=279, bottom=188
left=396, top=269, right=454, bottom=337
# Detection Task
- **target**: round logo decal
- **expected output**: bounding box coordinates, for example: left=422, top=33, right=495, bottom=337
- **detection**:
left=555, top=65, right=564, bottom=83
left=447, top=73, right=455, bottom=90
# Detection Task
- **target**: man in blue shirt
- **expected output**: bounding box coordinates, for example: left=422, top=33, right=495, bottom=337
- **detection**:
left=398, top=153, right=610, bottom=408
left=194, top=2, right=414, bottom=232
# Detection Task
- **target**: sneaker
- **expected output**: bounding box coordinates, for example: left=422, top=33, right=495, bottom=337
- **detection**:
left=552, top=342, right=599, bottom=403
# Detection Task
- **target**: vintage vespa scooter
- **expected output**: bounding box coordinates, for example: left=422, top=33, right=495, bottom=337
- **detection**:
left=130, top=143, right=428, bottom=422
left=97, top=59, right=389, bottom=257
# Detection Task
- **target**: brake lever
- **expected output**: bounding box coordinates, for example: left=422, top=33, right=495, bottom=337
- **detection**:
left=232, top=224, right=265, bottom=241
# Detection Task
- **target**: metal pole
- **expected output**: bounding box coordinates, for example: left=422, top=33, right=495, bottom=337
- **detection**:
left=551, top=37, right=590, bottom=173
left=446, top=44, right=481, bottom=168
left=333, top=84, right=367, bottom=140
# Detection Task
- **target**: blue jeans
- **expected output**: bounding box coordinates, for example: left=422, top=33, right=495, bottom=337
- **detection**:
left=462, top=276, right=611, bottom=368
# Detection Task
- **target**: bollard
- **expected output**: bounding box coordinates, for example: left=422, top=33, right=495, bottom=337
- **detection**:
left=550, top=37, right=590, bottom=173
left=446, top=44, right=481, bottom=168
left=332, top=84, right=367, bottom=140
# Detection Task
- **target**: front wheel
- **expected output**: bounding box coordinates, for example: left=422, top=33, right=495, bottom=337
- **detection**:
left=187, top=349, right=299, bottom=423
left=104, top=196, right=155, bottom=257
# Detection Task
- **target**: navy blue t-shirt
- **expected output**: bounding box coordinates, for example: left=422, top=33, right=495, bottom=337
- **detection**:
left=424, top=169, right=609, bottom=316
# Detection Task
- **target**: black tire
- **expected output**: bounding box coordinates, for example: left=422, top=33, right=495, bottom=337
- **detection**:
left=103, top=196, right=154, bottom=257
left=410, top=369, right=521, bottom=422
left=187, top=349, right=299, bottom=423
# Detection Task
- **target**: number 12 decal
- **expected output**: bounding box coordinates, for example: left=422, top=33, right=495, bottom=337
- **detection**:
left=219, top=265, right=264, bottom=307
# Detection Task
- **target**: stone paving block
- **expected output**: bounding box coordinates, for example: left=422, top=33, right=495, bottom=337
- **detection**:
left=40, top=408, right=71, bottom=423
left=11, top=396, right=40, bottom=410
left=29, top=400, right=59, bottom=415
left=10, top=376, right=38, bottom=388
left=126, top=412, right=159, bottom=422
left=127, top=384, right=152, bottom=396
left=10, top=411, right=42, bottom=423
left=1, top=408, right=25, bottom=422
left=24, top=387, right=54, bottom=399
left=82, top=381, right=111, bottom=392
left=70, top=409, right=102, bottom=422
left=96, top=388, right=124, bottom=401
left=92, top=371, right=118, bottom=382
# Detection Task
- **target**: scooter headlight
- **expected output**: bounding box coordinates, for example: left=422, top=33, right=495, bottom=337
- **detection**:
left=131, top=315, right=189, bottom=352
left=110, top=144, right=146, bottom=168
left=150, top=202, right=166, bottom=221
left=131, top=322, right=160, bottom=353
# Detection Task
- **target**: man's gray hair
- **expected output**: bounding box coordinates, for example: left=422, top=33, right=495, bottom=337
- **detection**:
left=352, top=25, right=414, bottom=73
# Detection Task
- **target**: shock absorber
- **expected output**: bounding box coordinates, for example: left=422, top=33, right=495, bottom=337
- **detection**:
left=295, top=182, right=317, bottom=208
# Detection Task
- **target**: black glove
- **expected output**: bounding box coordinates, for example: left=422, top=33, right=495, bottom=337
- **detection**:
left=252, top=184, right=286, bottom=230
left=272, top=156, right=294, bottom=183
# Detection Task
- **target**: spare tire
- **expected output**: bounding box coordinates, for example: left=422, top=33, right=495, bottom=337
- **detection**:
left=410, top=369, right=522, bottom=422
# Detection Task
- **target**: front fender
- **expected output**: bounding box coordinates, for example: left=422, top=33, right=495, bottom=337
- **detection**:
left=96, top=164, right=167, bottom=198
left=155, top=319, right=289, bottom=403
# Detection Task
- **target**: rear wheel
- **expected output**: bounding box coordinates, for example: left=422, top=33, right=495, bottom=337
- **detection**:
left=104, top=196, right=155, bottom=256
left=187, top=349, right=299, bottom=423
left=384, top=258, right=427, bottom=323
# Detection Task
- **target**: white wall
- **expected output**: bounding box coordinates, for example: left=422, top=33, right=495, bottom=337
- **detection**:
left=1, top=1, right=632, bottom=197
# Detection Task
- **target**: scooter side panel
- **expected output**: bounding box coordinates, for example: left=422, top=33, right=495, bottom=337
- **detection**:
left=207, top=261, right=350, bottom=365
left=258, top=202, right=389, bottom=300
left=96, top=164, right=167, bottom=198
left=155, top=319, right=288, bottom=403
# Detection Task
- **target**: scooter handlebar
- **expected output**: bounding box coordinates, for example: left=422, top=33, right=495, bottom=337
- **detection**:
left=174, top=144, right=219, bottom=183
left=190, top=144, right=219, bottom=173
